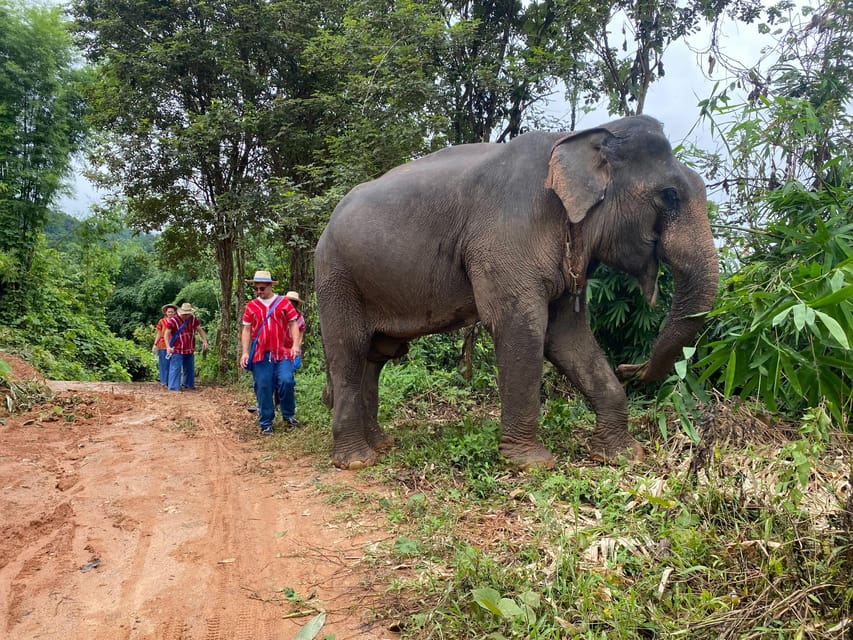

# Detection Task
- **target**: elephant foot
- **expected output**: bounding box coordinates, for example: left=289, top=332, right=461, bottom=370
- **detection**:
left=332, top=443, right=379, bottom=470
left=587, top=429, right=645, bottom=464
left=499, top=439, right=556, bottom=471
left=366, top=422, right=394, bottom=452
left=368, top=430, right=395, bottom=453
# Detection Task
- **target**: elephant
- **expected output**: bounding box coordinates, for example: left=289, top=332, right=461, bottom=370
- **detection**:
left=314, top=114, right=719, bottom=471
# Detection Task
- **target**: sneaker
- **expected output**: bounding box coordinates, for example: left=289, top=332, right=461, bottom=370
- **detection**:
left=247, top=406, right=258, bottom=413
left=260, top=427, right=273, bottom=436
left=284, top=417, right=300, bottom=428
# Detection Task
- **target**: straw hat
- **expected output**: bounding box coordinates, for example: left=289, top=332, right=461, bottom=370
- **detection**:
left=246, top=270, right=278, bottom=284
left=176, top=302, right=196, bottom=316
left=161, top=304, right=178, bottom=314
left=284, top=291, right=302, bottom=305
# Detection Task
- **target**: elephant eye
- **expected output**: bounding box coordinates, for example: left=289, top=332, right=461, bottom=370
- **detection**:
left=660, top=187, right=680, bottom=211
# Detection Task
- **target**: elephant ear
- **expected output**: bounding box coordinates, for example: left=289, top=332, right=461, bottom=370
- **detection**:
left=544, top=128, right=612, bottom=224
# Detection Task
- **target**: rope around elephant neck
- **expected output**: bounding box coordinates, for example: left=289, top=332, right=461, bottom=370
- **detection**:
left=564, top=219, right=586, bottom=311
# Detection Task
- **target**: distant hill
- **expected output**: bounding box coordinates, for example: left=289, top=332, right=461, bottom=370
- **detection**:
left=45, top=210, right=156, bottom=249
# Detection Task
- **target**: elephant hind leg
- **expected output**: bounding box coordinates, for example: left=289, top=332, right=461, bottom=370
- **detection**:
left=318, top=289, right=381, bottom=469
left=362, top=360, right=394, bottom=453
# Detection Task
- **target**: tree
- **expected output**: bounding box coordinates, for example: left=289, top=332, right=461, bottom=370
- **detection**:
left=71, top=0, right=330, bottom=374
left=683, top=0, right=853, bottom=426
left=548, top=0, right=763, bottom=118
left=0, top=0, right=87, bottom=321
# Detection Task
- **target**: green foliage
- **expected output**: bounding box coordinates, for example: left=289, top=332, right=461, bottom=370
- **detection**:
left=664, top=3, right=853, bottom=432
left=552, top=0, right=756, bottom=119
left=774, top=405, right=832, bottom=509
left=173, top=280, right=218, bottom=325
left=0, top=226, right=154, bottom=381
left=588, top=265, right=673, bottom=366
left=107, top=271, right=186, bottom=339
left=340, top=404, right=852, bottom=639
left=0, top=357, right=51, bottom=413
left=698, top=177, right=853, bottom=428
left=0, top=0, right=88, bottom=320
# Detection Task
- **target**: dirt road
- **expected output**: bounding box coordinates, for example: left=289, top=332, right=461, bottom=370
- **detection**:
left=0, top=370, right=396, bottom=640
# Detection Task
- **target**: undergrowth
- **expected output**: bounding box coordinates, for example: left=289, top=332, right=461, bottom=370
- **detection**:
left=281, top=351, right=853, bottom=640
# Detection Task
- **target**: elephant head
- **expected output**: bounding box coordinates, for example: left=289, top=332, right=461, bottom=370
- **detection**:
left=546, top=115, right=719, bottom=382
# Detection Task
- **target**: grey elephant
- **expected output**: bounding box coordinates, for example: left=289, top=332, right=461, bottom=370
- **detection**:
left=314, top=115, right=718, bottom=470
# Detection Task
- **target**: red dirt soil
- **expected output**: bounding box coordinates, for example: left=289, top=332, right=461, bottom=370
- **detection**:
left=0, top=355, right=397, bottom=640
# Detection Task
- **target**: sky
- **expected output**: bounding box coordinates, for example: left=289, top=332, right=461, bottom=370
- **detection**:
left=56, top=5, right=788, bottom=219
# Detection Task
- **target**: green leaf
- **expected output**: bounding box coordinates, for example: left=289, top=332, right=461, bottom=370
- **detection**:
left=810, top=283, right=853, bottom=308
left=658, top=413, right=668, bottom=440
left=518, top=591, right=541, bottom=609
left=814, top=310, right=850, bottom=349
left=497, top=597, right=523, bottom=619
left=724, top=350, right=737, bottom=397
left=472, top=588, right=503, bottom=616
left=771, top=306, right=792, bottom=327
left=393, top=536, right=420, bottom=557
left=674, top=359, right=687, bottom=380
left=793, top=304, right=807, bottom=331
left=293, top=612, right=326, bottom=640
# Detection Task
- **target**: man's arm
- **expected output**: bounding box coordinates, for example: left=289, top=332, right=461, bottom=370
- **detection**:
left=197, top=326, right=209, bottom=351
left=239, top=323, right=252, bottom=368
left=164, top=327, right=174, bottom=354
left=288, top=319, right=302, bottom=354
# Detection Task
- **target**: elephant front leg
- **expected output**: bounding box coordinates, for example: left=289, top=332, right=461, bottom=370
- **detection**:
left=545, top=297, right=644, bottom=463
left=491, top=319, right=556, bottom=470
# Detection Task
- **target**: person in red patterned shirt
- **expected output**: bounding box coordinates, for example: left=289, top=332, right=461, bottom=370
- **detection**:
left=163, top=302, right=209, bottom=391
left=240, top=271, right=302, bottom=435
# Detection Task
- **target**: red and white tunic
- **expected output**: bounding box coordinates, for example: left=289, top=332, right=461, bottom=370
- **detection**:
left=242, top=296, right=300, bottom=363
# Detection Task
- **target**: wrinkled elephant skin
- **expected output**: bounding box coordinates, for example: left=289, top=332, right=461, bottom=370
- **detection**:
left=315, top=115, right=718, bottom=471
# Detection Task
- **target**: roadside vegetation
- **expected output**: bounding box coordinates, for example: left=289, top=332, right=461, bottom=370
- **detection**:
left=258, top=352, right=851, bottom=639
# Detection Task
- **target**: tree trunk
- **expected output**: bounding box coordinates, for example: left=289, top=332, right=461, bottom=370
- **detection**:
left=288, top=245, right=313, bottom=300
left=458, top=324, right=481, bottom=383
left=214, top=232, right=235, bottom=377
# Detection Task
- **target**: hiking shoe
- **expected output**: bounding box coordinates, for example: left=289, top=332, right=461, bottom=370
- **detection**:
left=247, top=406, right=258, bottom=413
left=284, top=417, right=300, bottom=428
left=260, top=427, right=273, bottom=435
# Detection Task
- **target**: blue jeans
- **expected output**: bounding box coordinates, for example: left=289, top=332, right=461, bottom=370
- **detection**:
left=251, top=353, right=296, bottom=430
left=167, top=352, right=195, bottom=391
left=157, top=349, right=169, bottom=384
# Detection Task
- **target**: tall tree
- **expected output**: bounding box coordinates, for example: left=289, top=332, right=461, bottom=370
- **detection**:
left=551, top=0, right=763, bottom=118
left=0, top=0, right=87, bottom=321
left=71, top=0, right=328, bottom=374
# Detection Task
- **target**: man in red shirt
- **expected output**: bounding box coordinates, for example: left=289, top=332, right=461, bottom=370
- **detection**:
left=164, top=302, right=209, bottom=391
left=240, top=271, right=302, bottom=435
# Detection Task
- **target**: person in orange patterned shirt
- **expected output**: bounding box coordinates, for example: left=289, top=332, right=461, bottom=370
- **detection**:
left=152, top=303, right=178, bottom=385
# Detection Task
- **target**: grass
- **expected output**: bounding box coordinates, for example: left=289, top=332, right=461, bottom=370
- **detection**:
left=257, top=360, right=853, bottom=639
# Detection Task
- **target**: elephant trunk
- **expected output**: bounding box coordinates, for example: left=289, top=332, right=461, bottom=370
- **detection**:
left=641, top=194, right=719, bottom=382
